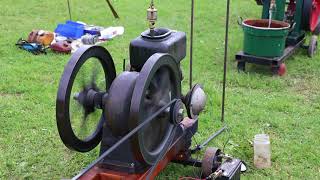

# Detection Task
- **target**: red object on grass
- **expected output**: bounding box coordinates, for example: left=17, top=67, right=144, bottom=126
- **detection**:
left=50, top=41, right=72, bottom=54
left=278, top=63, right=287, bottom=76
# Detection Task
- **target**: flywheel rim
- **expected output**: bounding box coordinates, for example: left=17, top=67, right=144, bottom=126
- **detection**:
left=129, top=53, right=181, bottom=165
left=56, top=45, right=116, bottom=152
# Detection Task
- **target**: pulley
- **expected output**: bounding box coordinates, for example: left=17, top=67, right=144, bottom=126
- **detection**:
left=170, top=99, right=185, bottom=125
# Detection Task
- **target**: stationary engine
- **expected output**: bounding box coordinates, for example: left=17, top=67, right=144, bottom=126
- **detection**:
left=56, top=25, right=209, bottom=179
left=55, top=2, right=242, bottom=179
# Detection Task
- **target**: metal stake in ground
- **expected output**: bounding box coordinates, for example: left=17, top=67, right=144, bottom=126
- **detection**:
left=189, top=0, right=195, bottom=90
left=67, top=0, right=72, bottom=20
left=221, top=0, right=230, bottom=123
left=105, top=0, right=120, bottom=19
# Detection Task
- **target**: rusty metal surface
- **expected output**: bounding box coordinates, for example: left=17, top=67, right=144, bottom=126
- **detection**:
left=201, top=147, right=221, bottom=178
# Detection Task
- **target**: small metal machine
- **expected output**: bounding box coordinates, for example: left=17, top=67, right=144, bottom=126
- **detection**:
left=236, top=0, right=320, bottom=75
left=56, top=1, right=241, bottom=179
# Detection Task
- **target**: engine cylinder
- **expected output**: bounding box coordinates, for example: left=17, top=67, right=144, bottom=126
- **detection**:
left=129, top=28, right=186, bottom=71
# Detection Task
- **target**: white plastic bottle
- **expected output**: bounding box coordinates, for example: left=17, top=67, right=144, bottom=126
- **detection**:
left=254, top=134, right=271, bottom=169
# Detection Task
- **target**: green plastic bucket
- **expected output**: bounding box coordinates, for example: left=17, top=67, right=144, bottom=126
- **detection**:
left=241, top=19, right=290, bottom=57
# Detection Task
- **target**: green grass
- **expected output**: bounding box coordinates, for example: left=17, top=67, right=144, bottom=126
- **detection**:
left=1, top=0, right=320, bottom=179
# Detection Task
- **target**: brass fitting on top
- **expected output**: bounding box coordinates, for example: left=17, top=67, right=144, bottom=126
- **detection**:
left=147, top=3, right=158, bottom=36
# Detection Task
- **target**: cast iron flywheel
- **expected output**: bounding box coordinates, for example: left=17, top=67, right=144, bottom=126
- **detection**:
left=129, top=53, right=182, bottom=165
left=56, top=45, right=116, bottom=152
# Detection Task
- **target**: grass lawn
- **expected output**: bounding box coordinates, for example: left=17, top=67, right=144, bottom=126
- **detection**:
left=1, top=0, right=320, bottom=179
